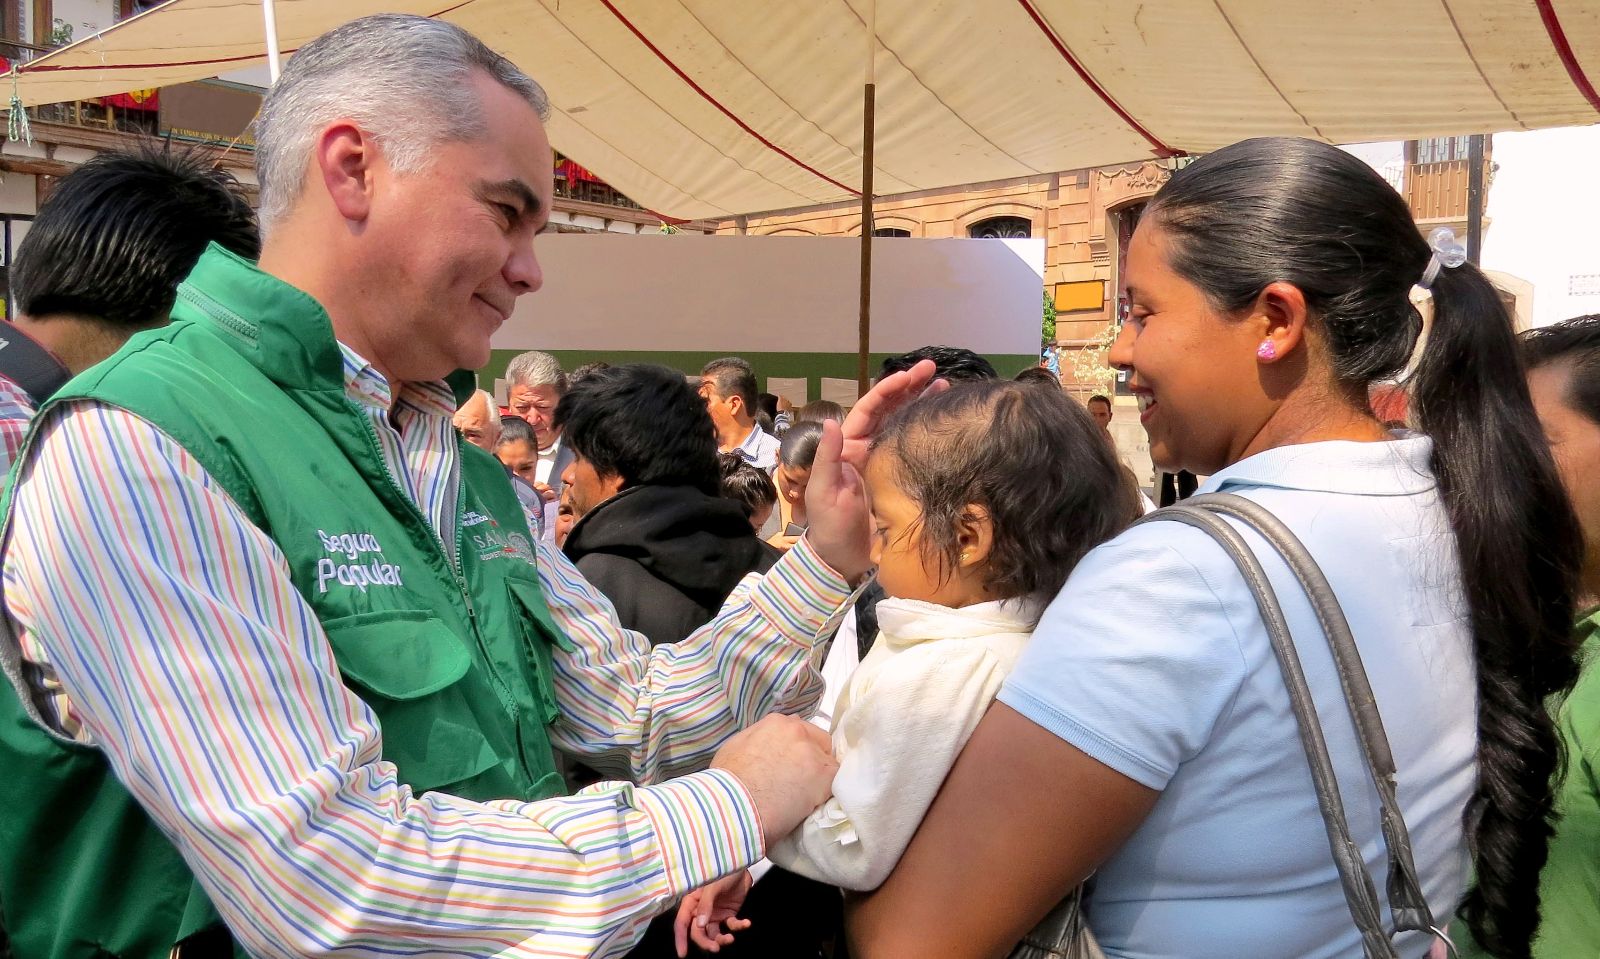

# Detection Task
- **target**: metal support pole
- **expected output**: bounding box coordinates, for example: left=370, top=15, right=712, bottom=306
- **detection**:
left=262, top=0, right=283, bottom=83
left=857, top=0, right=876, bottom=394
left=1466, top=133, right=1485, bottom=265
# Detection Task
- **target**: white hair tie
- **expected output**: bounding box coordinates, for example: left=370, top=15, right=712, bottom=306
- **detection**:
left=1416, top=227, right=1467, bottom=291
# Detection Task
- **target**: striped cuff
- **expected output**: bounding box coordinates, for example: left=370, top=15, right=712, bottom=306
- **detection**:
left=750, top=535, right=852, bottom=643
left=634, top=769, right=765, bottom=897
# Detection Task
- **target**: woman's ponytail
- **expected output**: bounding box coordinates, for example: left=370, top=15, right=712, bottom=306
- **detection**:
left=1412, top=263, right=1583, bottom=958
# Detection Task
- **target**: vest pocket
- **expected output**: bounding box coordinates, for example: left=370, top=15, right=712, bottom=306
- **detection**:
left=504, top=576, right=566, bottom=728
left=322, top=610, right=505, bottom=794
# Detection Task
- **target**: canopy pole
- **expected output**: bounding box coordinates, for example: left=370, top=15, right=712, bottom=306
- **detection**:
left=857, top=0, right=876, bottom=395
left=1466, top=133, right=1485, bottom=265
left=262, top=0, right=283, bottom=83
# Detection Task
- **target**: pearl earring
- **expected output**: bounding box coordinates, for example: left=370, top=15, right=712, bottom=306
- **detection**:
left=1257, top=341, right=1278, bottom=361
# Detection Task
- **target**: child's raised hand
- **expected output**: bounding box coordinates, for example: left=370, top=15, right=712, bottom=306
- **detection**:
left=839, top=359, right=946, bottom=473
left=673, top=869, right=753, bottom=956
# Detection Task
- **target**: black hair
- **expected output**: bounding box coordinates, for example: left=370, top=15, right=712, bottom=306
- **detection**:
left=555, top=363, right=721, bottom=495
left=755, top=411, right=776, bottom=436
left=496, top=414, right=536, bottom=448
left=718, top=451, right=777, bottom=520
left=701, top=356, right=759, bottom=410
left=871, top=380, right=1130, bottom=599
left=757, top=392, right=780, bottom=420
left=1013, top=366, right=1060, bottom=389
left=879, top=345, right=998, bottom=383
left=796, top=399, right=845, bottom=424
left=1145, top=136, right=1582, bottom=958
left=1087, top=394, right=1112, bottom=410
left=1520, top=314, right=1600, bottom=426
left=12, top=146, right=258, bottom=330
left=778, top=420, right=825, bottom=471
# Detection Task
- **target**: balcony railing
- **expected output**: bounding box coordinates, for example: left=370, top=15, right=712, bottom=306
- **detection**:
left=0, top=37, right=160, bottom=137
left=1406, top=159, right=1478, bottom=223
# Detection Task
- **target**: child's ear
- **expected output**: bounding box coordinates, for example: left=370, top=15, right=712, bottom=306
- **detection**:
left=955, top=504, right=994, bottom=570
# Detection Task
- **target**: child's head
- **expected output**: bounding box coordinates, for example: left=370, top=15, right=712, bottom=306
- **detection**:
left=867, top=380, right=1132, bottom=607
left=718, top=451, right=778, bottom=531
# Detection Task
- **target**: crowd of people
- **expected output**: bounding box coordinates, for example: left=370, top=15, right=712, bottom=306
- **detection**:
left=0, top=12, right=1592, bottom=959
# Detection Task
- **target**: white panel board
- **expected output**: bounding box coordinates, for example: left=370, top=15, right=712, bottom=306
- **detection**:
left=494, top=235, right=1044, bottom=357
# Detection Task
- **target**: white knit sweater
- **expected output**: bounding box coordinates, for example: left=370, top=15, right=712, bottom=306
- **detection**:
left=768, top=594, right=1043, bottom=891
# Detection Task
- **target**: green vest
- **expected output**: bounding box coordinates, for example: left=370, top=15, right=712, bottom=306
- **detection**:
left=0, top=244, right=571, bottom=959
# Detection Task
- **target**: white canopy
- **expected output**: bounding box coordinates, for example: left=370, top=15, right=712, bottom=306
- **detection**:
left=10, top=0, right=1600, bottom=220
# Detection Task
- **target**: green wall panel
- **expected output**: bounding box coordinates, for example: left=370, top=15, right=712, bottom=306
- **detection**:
left=480, top=350, right=1039, bottom=400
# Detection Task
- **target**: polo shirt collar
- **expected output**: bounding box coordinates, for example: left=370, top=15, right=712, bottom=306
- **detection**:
left=1199, top=433, right=1436, bottom=497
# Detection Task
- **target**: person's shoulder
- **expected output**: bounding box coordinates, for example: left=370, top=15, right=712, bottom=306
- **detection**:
left=1072, top=515, right=1251, bottom=600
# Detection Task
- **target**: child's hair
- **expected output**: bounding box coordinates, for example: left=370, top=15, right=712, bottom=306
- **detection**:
left=795, top=399, right=846, bottom=424
left=870, top=380, right=1132, bottom=598
left=717, top=451, right=777, bottom=521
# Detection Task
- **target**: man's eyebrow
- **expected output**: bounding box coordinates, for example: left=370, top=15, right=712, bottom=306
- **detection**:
left=476, top=178, right=542, bottom=220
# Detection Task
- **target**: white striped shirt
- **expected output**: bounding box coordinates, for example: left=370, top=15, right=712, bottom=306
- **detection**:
left=1, top=346, right=849, bottom=958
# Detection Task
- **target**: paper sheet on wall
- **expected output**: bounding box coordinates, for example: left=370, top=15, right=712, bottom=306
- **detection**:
left=766, top=377, right=809, bottom=407
left=493, top=378, right=508, bottom=407
left=820, top=377, right=860, bottom=408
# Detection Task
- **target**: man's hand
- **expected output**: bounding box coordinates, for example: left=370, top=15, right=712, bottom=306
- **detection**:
left=711, top=714, right=837, bottom=847
left=673, top=870, right=753, bottom=956
left=532, top=482, right=557, bottom=503
left=801, top=420, right=871, bottom=582
left=838, top=359, right=945, bottom=474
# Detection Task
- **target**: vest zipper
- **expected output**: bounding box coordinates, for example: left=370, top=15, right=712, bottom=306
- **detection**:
left=350, top=409, right=523, bottom=718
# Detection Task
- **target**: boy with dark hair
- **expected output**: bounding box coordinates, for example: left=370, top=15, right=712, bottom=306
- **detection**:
left=0, top=147, right=258, bottom=469
left=558, top=364, right=775, bottom=646
left=879, top=344, right=998, bottom=383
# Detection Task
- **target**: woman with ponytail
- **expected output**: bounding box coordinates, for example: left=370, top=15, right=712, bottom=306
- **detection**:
left=847, top=137, right=1581, bottom=959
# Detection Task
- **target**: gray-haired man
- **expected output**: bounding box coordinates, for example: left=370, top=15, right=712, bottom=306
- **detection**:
left=0, top=14, right=881, bottom=958
left=506, top=348, right=576, bottom=497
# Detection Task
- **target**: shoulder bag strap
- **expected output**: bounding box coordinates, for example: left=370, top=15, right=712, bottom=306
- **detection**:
left=1133, top=493, right=1446, bottom=958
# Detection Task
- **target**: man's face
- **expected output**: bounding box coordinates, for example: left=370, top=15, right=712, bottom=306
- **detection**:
left=1089, top=401, right=1113, bottom=432
left=508, top=382, right=563, bottom=450
left=358, top=72, right=552, bottom=383
left=561, top=452, right=623, bottom=518
left=452, top=397, right=501, bottom=452
left=698, top=375, right=741, bottom=434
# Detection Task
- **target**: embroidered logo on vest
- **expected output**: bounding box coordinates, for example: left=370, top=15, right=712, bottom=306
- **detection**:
left=315, top=529, right=404, bottom=593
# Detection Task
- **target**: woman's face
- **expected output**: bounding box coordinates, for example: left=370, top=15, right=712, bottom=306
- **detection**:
left=1109, top=223, right=1270, bottom=475
left=777, top=463, right=811, bottom=506
left=1528, top=361, right=1600, bottom=594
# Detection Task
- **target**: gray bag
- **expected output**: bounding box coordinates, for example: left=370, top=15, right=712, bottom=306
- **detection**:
left=1010, top=493, right=1457, bottom=959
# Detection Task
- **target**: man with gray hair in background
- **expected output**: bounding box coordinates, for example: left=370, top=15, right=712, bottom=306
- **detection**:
left=0, top=15, right=889, bottom=959
left=505, top=348, right=575, bottom=498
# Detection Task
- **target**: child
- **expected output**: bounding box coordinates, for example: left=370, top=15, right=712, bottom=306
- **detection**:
left=676, top=380, right=1134, bottom=953
left=717, top=451, right=779, bottom=533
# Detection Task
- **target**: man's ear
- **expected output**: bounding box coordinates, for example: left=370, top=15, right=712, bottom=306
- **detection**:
left=315, top=121, right=376, bottom=223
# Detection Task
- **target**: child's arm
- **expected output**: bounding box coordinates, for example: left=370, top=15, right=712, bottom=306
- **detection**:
left=767, top=641, right=1014, bottom=891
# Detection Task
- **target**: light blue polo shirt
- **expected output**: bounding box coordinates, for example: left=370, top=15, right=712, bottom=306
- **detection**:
left=1000, top=436, right=1475, bottom=959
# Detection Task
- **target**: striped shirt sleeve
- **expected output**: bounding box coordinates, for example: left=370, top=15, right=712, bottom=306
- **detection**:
left=0, top=374, right=35, bottom=477
left=540, top=535, right=851, bottom=783
left=2, top=403, right=764, bottom=959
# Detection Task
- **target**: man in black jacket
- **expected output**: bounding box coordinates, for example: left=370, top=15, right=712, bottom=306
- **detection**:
left=557, top=364, right=776, bottom=646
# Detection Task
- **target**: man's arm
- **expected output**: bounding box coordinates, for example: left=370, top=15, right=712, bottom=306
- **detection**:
left=3, top=404, right=771, bottom=959
left=541, top=535, right=851, bottom=782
